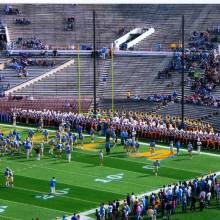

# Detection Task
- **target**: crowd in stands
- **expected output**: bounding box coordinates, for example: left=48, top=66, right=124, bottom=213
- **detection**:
left=64, top=17, right=75, bottom=31
left=184, top=35, right=220, bottom=108
left=4, top=5, right=20, bottom=15
left=10, top=108, right=220, bottom=150
left=15, top=18, right=31, bottom=25
left=145, top=94, right=173, bottom=103
left=14, top=37, right=46, bottom=50
left=7, top=56, right=56, bottom=77
left=95, top=173, right=220, bottom=220
left=184, top=93, right=220, bottom=108
left=159, top=28, right=220, bottom=108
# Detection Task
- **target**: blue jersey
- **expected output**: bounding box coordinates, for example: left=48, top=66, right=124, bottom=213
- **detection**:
left=61, top=136, right=67, bottom=143
left=68, top=131, right=73, bottom=137
left=56, top=133, right=61, bottom=140
left=153, top=161, right=160, bottom=167
left=16, top=133, right=21, bottom=141
left=43, top=130, right=48, bottom=137
left=150, top=142, right=155, bottom=147
left=4, top=170, right=9, bottom=177
left=188, top=144, right=193, bottom=152
left=77, top=126, right=82, bottom=134
left=105, top=142, right=111, bottom=149
left=90, top=129, right=94, bottom=135
left=49, top=139, right=54, bottom=145
left=9, top=170, right=13, bottom=177
left=25, top=141, right=31, bottom=149
left=12, top=129, right=17, bottom=136
left=56, top=143, right=62, bottom=149
left=28, top=130, right=34, bottom=137
left=50, top=178, right=56, bottom=187
left=79, top=134, right=84, bottom=140
left=176, top=142, right=180, bottom=149
left=66, top=145, right=71, bottom=154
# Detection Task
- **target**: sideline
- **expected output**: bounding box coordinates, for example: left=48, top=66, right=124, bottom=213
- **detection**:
left=63, top=171, right=220, bottom=220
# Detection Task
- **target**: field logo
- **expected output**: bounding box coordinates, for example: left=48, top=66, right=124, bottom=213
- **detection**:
left=35, top=188, right=70, bottom=200
left=132, top=149, right=174, bottom=161
left=0, top=206, right=7, bottom=213
left=95, top=173, right=124, bottom=184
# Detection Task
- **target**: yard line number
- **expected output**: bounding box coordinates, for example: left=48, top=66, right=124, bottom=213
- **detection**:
left=95, top=173, right=124, bottom=184
left=35, top=188, right=70, bottom=200
left=0, top=206, right=7, bottom=213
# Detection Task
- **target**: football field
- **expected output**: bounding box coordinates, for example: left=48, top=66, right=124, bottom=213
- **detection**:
left=0, top=124, right=220, bottom=220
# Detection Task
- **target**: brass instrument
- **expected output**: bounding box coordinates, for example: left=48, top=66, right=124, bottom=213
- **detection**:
left=166, top=114, right=170, bottom=120
left=134, top=111, right=139, bottom=117
left=129, top=111, right=133, bottom=116
left=102, top=109, right=106, bottom=115
left=172, top=116, right=176, bottom=121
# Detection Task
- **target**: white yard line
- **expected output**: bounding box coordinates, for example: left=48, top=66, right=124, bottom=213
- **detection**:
left=14, top=186, right=98, bottom=206
left=0, top=215, right=23, bottom=220
left=0, top=197, right=71, bottom=215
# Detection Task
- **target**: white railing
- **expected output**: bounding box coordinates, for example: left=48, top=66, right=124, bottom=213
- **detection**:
left=4, top=26, right=11, bottom=45
left=114, top=27, right=155, bottom=50
left=127, top=28, right=155, bottom=48
left=5, top=59, right=75, bottom=96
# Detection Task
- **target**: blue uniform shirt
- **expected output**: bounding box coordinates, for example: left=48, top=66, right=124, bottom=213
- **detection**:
left=50, top=178, right=56, bottom=187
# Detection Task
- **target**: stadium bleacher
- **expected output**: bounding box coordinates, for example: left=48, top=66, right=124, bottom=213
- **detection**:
left=1, top=4, right=220, bottom=220
left=0, top=4, right=220, bottom=132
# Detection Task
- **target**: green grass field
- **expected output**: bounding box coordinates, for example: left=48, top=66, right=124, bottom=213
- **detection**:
left=0, top=123, right=219, bottom=220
